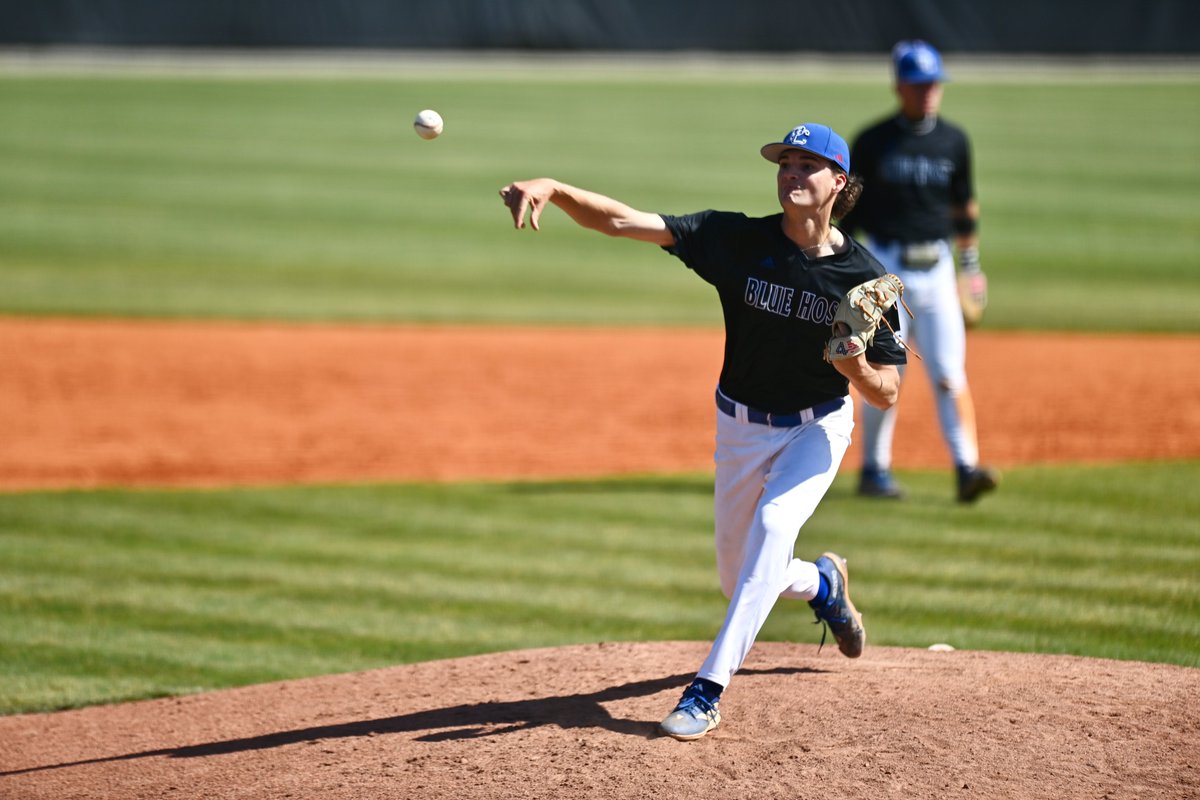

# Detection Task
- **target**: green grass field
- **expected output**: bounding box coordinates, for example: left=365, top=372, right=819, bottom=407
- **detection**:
left=2, top=463, right=1198, bottom=714
left=1, top=56, right=1198, bottom=714
left=2, top=59, right=1198, bottom=329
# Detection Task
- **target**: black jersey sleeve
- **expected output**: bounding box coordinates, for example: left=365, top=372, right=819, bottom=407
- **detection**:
left=950, top=127, right=975, bottom=209
left=660, top=210, right=748, bottom=285
left=659, top=211, right=708, bottom=272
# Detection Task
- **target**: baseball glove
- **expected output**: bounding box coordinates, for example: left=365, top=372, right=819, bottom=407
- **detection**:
left=958, top=270, right=988, bottom=328
left=826, top=273, right=910, bottom=361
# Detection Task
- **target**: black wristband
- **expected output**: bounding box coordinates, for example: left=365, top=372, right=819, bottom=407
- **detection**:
left=952, top=216, right=978, bottom=236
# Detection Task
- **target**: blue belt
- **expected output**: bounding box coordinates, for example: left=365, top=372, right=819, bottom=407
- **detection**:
left=715, top=390, right=845, bottom=428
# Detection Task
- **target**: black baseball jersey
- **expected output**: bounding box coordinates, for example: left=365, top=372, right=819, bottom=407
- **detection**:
left=662, top=210, right=907, bottom=414
left=839, top=115, right=974, bottom=244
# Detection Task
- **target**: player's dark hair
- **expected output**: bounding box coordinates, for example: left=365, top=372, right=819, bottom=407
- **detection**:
left=833, top=173, right=864, bottom=219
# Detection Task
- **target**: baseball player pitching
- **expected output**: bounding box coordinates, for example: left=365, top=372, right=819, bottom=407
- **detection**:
left=500, top=122, right=907, bottom=740
left=840, top=40, right=998, bottom=503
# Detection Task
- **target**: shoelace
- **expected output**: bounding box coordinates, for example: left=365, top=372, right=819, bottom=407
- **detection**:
left=676, top=690, right=718, bottom=718
left=812, top=596, right=851, bottom=654
left=813, top=616, right=831, bottom=654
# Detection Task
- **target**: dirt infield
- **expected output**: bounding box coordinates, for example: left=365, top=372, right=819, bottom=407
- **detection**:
left=2, top=317, right=1199, bottom=799
left=2, top=642, right=1197, bottom=799
left=2, top=318, right=1198, bottom=490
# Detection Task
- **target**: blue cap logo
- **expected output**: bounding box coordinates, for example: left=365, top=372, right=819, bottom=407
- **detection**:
left=784, top=126, right=812, bottom=146
left=760, top=123, right=850, bottom=173
left=893, top=40, right=948, bottom=84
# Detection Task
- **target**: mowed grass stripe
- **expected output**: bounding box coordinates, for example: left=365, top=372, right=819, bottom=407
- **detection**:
left=2, top=464, right=1198, bottom=714
left=0, top=479, right=727, bottom=711
left=788, top=466, right=1200, bottom=667
left=3, top=557, right=697, bottom=639
left=2, top=72, right=1197, bottom=329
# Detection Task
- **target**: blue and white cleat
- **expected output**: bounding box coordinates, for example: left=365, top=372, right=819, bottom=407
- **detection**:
left=660, top=685, right=721, bottom=741
left=812, top=552, right=866, bottom=658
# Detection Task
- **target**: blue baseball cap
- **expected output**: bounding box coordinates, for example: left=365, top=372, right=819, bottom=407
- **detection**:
left=893, top=40, right=948, bottom=84
left=760, top=123, right=850, bottom=174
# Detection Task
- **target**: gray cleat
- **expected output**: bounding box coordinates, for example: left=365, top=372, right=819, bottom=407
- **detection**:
left=660, top=686, right=721, bottom=741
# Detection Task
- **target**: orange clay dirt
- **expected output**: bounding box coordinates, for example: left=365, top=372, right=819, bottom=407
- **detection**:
left=1, top=317, right=1199, bottom=800
left=2, top=317, right=1199, bottom=490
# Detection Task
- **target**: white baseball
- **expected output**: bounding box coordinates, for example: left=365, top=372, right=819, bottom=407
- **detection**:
left=413, top=109, right=444, bottom=140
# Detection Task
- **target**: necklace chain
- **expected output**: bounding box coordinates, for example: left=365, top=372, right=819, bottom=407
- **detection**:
left=799, top=232, right=832, bottom=254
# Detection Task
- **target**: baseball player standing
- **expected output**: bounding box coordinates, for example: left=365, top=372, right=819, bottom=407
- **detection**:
left=840, top=40, right=998, bottom=503
left=500, top=122, right=907, bottom=740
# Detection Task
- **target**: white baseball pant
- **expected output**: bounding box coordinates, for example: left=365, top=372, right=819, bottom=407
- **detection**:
left=696, top=391, right=855, bottom=688
left=859, top=237, right=978, bottom=470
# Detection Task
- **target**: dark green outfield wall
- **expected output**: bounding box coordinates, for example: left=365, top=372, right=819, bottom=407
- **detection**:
left=1, top=0, right=1197, bottom=54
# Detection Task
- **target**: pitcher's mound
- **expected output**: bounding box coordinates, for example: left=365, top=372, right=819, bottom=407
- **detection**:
left=2, top=641, right=1196, bottom=799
